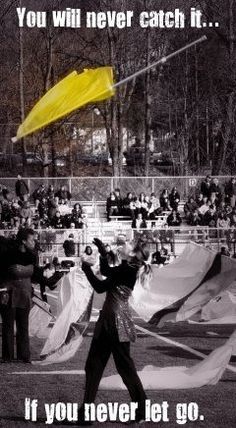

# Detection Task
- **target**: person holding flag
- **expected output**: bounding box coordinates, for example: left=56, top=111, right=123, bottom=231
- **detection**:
left=78, top=238, right=151, bottom=425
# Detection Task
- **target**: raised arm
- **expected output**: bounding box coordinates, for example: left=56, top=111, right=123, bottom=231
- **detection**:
left=82, top=262, right=115, bottom=294
left=99, top=256, right=119, bottom=277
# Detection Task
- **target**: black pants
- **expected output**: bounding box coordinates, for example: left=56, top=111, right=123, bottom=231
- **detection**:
left=84, top=324, right=147, bottom=419
left=0, top=306, right=30, bottom=361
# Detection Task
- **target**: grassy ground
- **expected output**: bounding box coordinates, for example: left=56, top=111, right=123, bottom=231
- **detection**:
left=0, top=293, right=236, bottom=428
left=0, top=321, right=236, bottom=428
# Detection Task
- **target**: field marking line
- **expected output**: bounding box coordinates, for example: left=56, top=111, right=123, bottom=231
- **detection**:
left=135, top=324, right=236, bottom=374
left=10, top=370, right=85, bottom=375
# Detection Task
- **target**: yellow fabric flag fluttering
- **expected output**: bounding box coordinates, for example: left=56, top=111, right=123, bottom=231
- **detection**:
left=13, top=67, right=114, bottom=141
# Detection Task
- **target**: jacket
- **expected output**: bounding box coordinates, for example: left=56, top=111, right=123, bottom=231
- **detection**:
left=82, top=257, right=138, bottom=342
left=1, top=248, right=36, bottom=309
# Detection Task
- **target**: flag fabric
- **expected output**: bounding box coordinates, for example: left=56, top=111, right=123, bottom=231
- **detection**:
left=130, top=243, right=217, bottom=325
left=29, top=298, right=52, bottom=339
left=177, top=255, right=236, bottom=321
left=14, top=67, right=114, bottom=140
left=99, top=329, right=236, bottom=390
left=33, top=267, right=93, bottom=365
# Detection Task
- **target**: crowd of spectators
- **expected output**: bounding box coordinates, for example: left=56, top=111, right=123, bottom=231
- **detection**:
left=106, top=187, right=180, bottom=227
left=184, top=177, right=236, bottom=229
left=1, top=174, right=236, bottom=240
left=0, top=175, right=86, bottom=233
left=105, top=177, right=236, bottom=235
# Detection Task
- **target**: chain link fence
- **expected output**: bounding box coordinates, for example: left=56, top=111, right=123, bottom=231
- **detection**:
left=0, top=176, right=233, bottom=201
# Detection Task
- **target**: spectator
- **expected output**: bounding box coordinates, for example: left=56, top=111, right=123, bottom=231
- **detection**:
left=2, top=186, right=12, bottom=202
left=129, top=197, right=137, bottom=220
left=106, top=191, right=119, bottom=221
left=217, top=212, right=230, bottom=229
left=15, top=175, right=29, bottom=202
left=220, top=246, right=230, bottom=257
left=63, top=233, right=76, bottom=257
left=169, top=187, right=180, bottom=211
left=70, top=203, right=84, bottom=227
left=71, top=217, right=84, bottom=229
left=196, top=193, right=204, bottom=207
left=198, top=197, right=210, bottom=216
left=83, top=245, right=97, bottom=266
left=167, top=209, right=182, bottom=227
left=151, top=248, right=169, bottom=265
left=225, top=177, right=236, bottom=207
left=200, top=175, right=211, bottom=199
left=132, top=213, right=147, bottom=229
left=210, top=178, right=222, bottom=205
left=58, top=199, right=71, bottom=216
left=20, top=201, right=33, bottom=221
left=114, top=188, right=123, bottom=214
left=144, top=195, right=153, bottom=219
left=217, top=212, right=230, bottom=239
left=188, top=209, right=202, bottom=226
left=230, top=209, right=236, bottom=227
left=150, top=193, right=162, bottom=217
left=32, top=184, right=47, bottom=206
left=184, top=197, right=198, bottom=221
left=226, top=226, right=236, bottom=252
left=47, top=184, right=55, bottom=200
left=38, top=197, right=48, bottom=219
left=51, top=211, right=64, bottom=229
left=2, top=201, right=13, bottom=223
left=55, top=185, right=71, bottom=204
left=11, top=199, right=21, bottom=218
left=47, top=198, right=58, bottom=221
left=203, top=205, right=217, bottom=227
left=139, top=193, right=148, bottom=219
left=0, top=186, right=4, bottom=202
left=160, top=189, right=170, bottom=211
left=122, top=192, right=134, bottom=217
left=159, top=226, right=174, bottom=253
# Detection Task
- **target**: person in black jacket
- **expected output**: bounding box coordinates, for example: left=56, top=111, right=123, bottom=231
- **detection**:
left=63, top=234, right=76, bottom=257
left=200, top=175, right=211, bottom=199
left=15, top=175, right=29, bottom=202
left=106, top=192, right=119, bottom=221
left=0, top=229, right=36, bottom=363
left=169, top=187, right=180, bottom=211
left=78, top=238, right=150, bottom=425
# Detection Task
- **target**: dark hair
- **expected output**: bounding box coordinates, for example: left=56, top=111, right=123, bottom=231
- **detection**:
left=84, top=245, right=93, bottom=255
left=16, top=228, right=35, bottom=243
left=133, top=241, right=150, bottom=262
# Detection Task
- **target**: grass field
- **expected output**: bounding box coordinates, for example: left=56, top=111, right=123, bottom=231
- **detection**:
left=0, top=294, right=236, bottom=428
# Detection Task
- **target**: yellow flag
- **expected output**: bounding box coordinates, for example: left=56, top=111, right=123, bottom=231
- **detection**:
left=14, top=67, right=114, bottom=141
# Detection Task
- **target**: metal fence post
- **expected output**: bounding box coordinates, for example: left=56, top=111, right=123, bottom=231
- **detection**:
left=28, top=178, right=31, bottom=195
left=151, top=177, right=155, bottom=193
left=68, top=177, right=72, bottom=195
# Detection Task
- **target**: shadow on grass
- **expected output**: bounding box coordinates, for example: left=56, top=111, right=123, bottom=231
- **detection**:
left=147, top=345, right=211, bottom=360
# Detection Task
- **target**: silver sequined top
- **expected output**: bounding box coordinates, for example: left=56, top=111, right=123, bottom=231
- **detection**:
left=95, top=285, right=136, bottom=342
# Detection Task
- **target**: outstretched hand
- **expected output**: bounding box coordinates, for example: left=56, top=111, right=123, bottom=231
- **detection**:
left=93, top=238, right=107, bottom=257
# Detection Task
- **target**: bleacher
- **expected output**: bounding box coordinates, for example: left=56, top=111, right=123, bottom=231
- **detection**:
left=0, top=175, right=235, bottom=259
